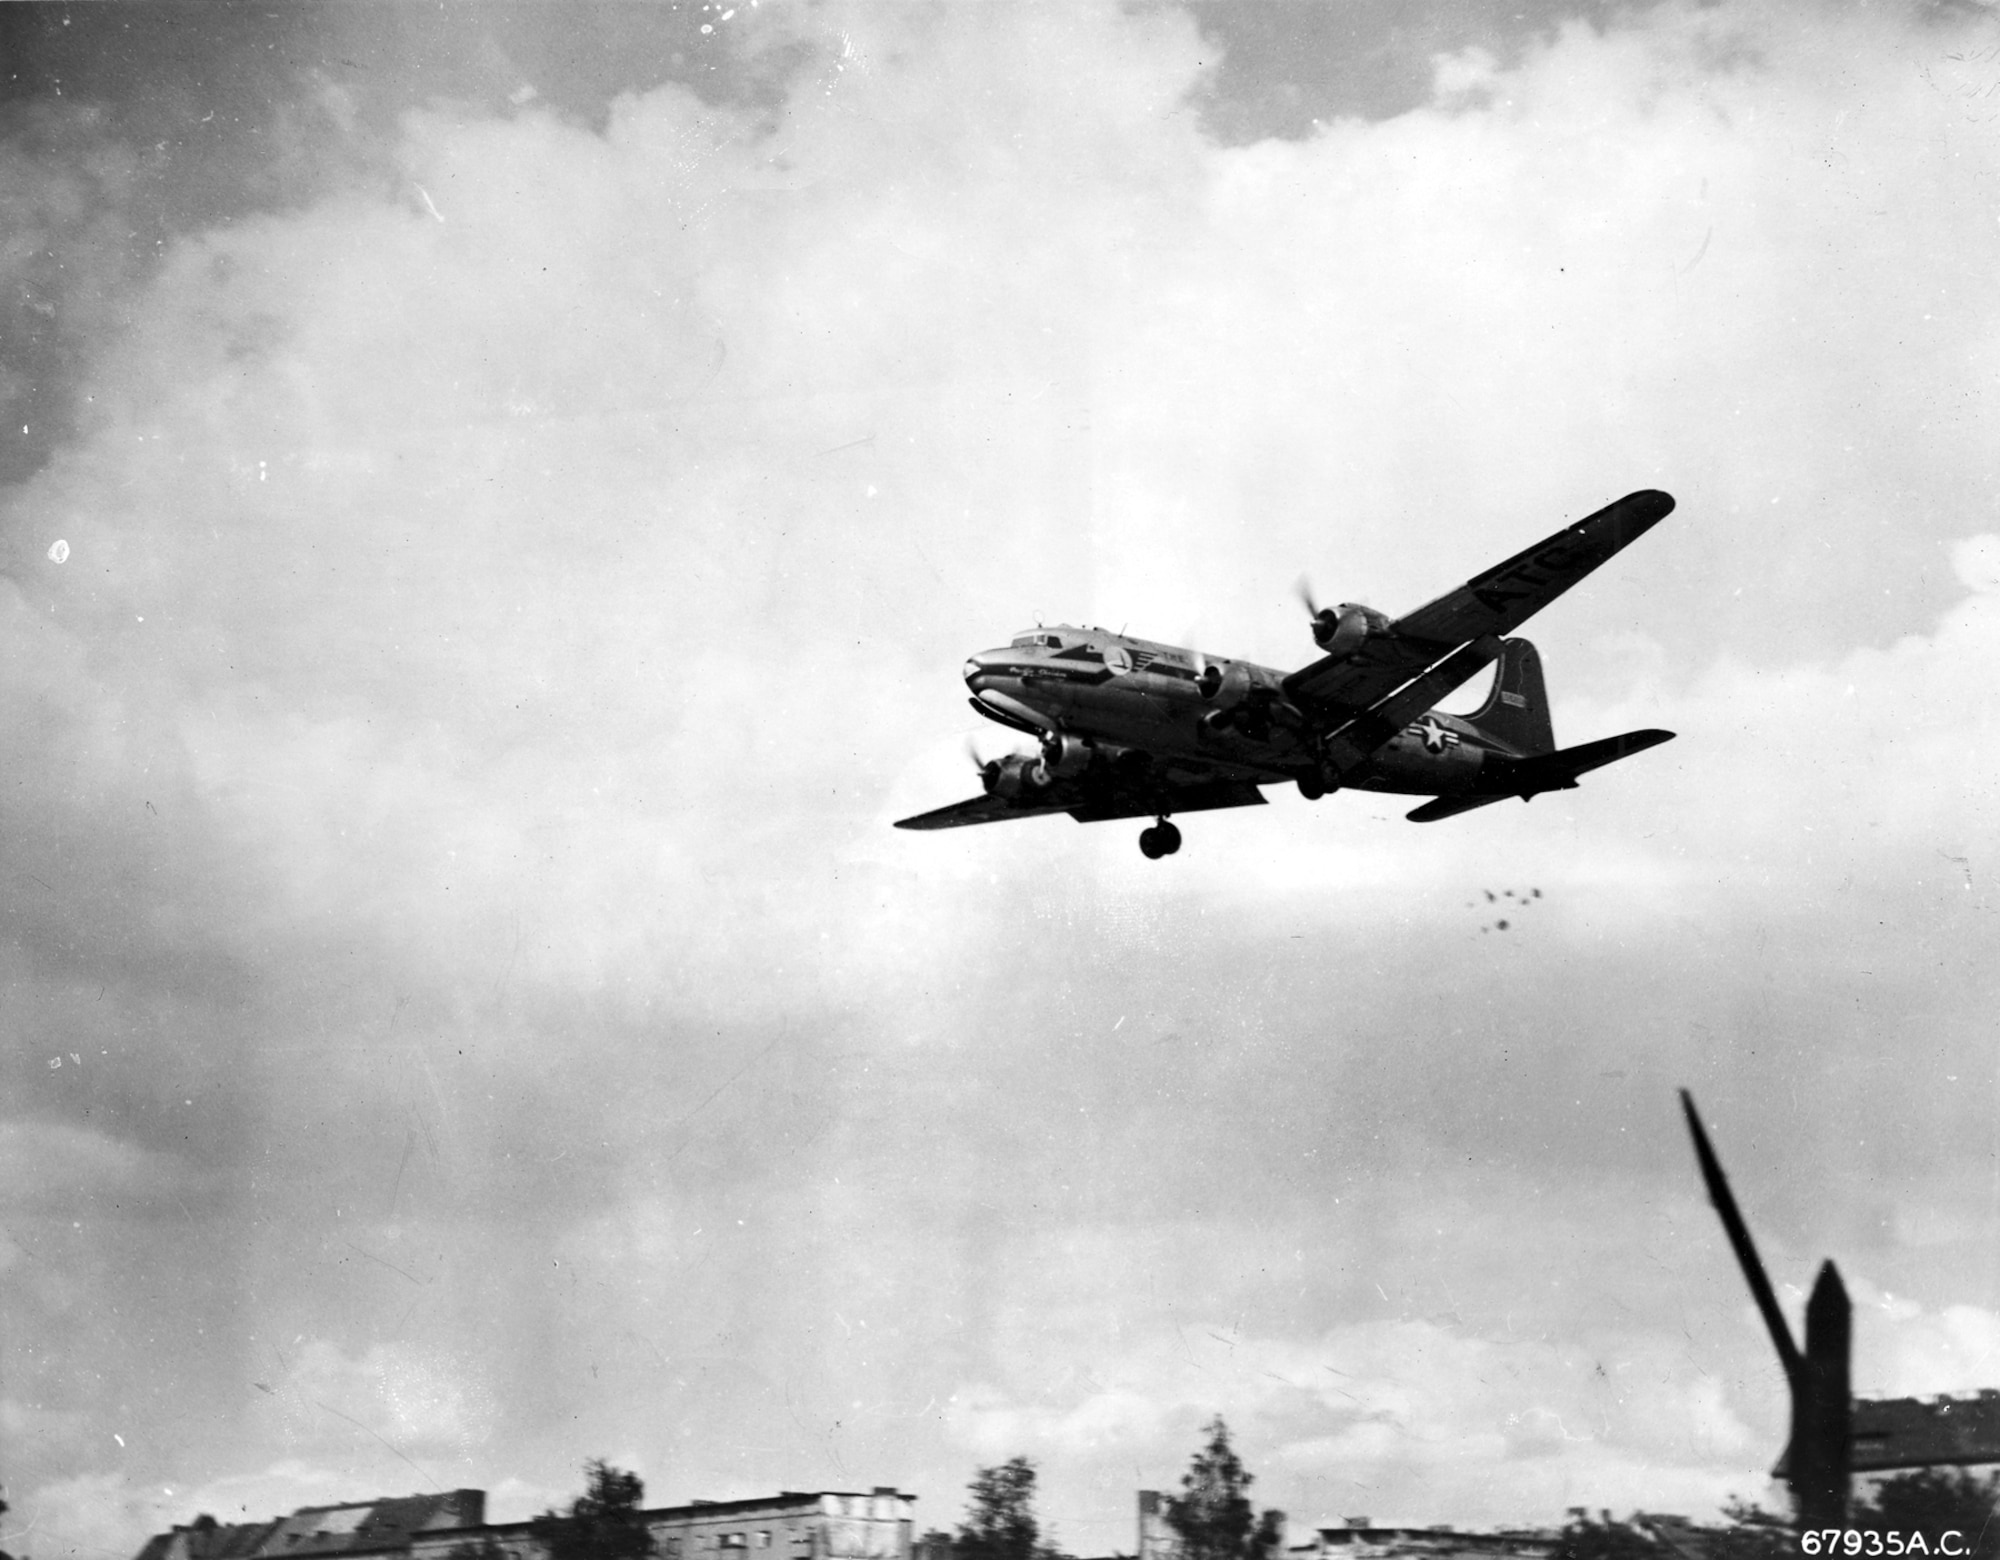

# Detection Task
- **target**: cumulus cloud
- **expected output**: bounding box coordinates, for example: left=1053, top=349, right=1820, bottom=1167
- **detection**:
left=1845, top=1276, right=2000, bottom=1402
left=250, top=1338, right=490, bottom=1455
left=9, top=0, right=2000, bottom=1551
left=0, top=1120, right=195, bottom=1214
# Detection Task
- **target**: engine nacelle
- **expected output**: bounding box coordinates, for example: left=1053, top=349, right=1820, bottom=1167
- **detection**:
left=985, top=753, right=1054, bottom=799
left=1313, top=602, right=1392, bottom=657
left=1040, top=733, right=1093, bottom=778
left=1197, top=661, right=1256, bottom=709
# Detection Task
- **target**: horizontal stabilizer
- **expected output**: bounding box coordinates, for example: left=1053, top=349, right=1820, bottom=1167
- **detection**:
left=1404, top=728, right=1675, bottom=823
left=1514, top=727, right=1675, bottom=785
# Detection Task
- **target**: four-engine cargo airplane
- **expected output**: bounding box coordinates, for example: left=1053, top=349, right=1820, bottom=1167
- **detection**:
left=895, top=489, right=1677, bottom=857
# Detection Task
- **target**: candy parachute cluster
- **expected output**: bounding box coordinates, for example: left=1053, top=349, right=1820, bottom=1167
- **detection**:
left=1468, top=885, right=1541, bottom=933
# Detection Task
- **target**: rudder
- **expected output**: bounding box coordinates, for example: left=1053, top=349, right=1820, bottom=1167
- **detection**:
left=1465, top=638, right=1554, bottom=755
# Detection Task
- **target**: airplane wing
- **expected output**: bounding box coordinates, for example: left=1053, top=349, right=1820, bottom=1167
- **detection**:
left=1066, top=775, right=1267, bottom=824
left=1403, top=793, right=1508, bottom=824
left=1283, top=490, right=1675, bottom=721
left=893, top=769, right=1267, bottom=831
left=892, top=793, right=1081, bottom=831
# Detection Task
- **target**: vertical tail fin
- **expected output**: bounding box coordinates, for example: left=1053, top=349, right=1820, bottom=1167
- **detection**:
left=1465, top=638, right=1554, bottom=755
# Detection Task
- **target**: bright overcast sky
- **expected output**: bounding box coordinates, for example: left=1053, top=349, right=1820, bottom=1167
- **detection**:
left=8, top=0, right=2000, bottom=1553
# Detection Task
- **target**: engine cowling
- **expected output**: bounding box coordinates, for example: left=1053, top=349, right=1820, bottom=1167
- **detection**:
left=985, top=753, right=1054, bottom=799
left=1040, top=733, right=1092, bottom=778
left=1313, top=602, right=1392, bottom=657
left=1197, top=661, right=1256, bottom=709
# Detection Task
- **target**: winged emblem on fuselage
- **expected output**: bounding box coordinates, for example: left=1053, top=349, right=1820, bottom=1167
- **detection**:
left=895, top=490, right=1676, bottom=857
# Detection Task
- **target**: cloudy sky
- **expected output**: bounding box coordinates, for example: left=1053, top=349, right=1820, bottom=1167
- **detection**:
left=9, top=0, right=2000, bottom=1552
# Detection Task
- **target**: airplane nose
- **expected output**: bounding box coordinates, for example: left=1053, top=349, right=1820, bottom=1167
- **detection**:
left=963, top=648, right=1015, bottom=694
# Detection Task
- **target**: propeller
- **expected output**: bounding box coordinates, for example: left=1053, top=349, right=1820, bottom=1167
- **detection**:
left=1295, top=576, right=1342, bottom=647
left=1296, top=575, right=1381, bottom=654
left=1190, top=645, right=1221, bottom=701
left=966, top=737, right=1003, bottom=790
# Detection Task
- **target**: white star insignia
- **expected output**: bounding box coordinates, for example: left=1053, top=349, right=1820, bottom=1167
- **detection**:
left=1415, top=716, right=1456, bottom=753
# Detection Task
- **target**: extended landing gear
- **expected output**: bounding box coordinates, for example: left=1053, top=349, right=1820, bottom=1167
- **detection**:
left=1138, top=819, right=1182, bottom=859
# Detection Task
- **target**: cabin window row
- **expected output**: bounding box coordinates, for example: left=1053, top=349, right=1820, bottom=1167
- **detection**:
left=667, top=1533, right=780, bottom=1553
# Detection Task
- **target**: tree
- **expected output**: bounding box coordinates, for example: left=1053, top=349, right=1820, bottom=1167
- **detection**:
left=1707, top=1500, right=1792, bottom=1560
left=960, top=1457, right=1066, bottom=1560
left=1709, top=1469, right=2000, bottom=1559
left=531, top=1460, right=653, bottom=1560
left=1855, top=1469, right=2000, bottom=1560
left=1164, top=1418, right=1256, bottom=1560
left=1555, top=1506, right=1799, bottom=1560
left=1553, top=1509, right=1666, bottom=1560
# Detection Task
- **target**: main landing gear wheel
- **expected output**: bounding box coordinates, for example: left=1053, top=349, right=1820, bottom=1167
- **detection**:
left=1298, top=772, right=1327, bottom=801
left=1138, top=820, right=1182, bottom=859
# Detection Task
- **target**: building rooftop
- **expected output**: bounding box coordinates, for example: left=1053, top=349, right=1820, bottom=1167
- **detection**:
left=132, top=1486, right=920, bottom=1560
left=132, top=1492, right=484, bottom=1560
left=265, top=1493, right=485, bottom=1556
left=132, top=1518, right=282, bottom=1560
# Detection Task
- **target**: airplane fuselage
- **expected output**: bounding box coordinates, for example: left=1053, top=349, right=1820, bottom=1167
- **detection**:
left=965, top=624, right=1513, bottom=798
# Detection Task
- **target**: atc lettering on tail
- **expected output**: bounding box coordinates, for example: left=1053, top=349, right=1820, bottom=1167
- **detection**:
left=895, top=490, right=1676, bottom=856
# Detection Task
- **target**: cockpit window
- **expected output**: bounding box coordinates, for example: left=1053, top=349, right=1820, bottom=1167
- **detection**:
left=1010, top=633, right=1065, bottom=649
